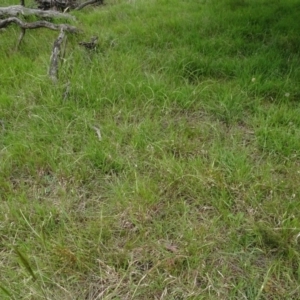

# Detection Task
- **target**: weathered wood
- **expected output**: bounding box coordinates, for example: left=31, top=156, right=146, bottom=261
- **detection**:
left=0, top=17, right=78, bottom=33
left=79, top=36, right=98, bottom=49
left=0, top=5, right=75, bottom=20
left=49, top=29, right=66, bottom=82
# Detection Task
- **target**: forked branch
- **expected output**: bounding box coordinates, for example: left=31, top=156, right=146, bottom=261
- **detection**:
left=0, top=17, right=78, bottom=33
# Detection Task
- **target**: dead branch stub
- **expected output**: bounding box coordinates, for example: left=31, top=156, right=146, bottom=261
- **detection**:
left=49, top=29, right=66, bottom=82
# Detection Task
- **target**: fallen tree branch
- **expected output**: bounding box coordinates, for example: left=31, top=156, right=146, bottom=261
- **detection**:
left=49, top=29, right=66, bottom=82
left=0, top=5, right=75, bottom=20
left=0, top=17, right=78, bottom=33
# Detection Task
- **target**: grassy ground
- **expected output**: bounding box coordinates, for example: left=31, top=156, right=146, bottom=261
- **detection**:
left=1, top=0, right=300, bottom=298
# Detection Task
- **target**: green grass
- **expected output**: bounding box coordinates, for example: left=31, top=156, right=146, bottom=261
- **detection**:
left=1, top=0, right=300, bottom=298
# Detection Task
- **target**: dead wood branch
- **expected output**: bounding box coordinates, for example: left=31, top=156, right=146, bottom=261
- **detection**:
left=49, top=29, right=66, bottom=82
left=79, top=36, right=98, bottom=49
left=0, top=17, right=78, bottom=33
left=0, top=5, right=75, bottom=20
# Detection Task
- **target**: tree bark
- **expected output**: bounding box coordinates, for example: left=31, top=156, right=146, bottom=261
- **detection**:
left=0, top=17, right=78, bottom=33
left=0, top=5, right=75, bottom=20
left=49, top=29, right=66, bottom=82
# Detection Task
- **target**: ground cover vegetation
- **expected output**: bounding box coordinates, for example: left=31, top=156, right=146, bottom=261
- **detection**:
left=1, top=0, right=300, bottom=298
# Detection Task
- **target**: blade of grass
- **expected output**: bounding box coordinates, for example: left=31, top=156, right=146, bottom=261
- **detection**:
left=14, top=247, right=37, bottom=282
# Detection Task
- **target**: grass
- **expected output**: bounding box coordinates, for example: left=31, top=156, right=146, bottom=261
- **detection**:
left=1, top=0, right=300, bottom=298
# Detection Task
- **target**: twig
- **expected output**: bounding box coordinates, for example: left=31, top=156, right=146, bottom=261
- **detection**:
left=91, top=125, right=102, bottom=141
left=16, top=27, right=25, bottom=50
